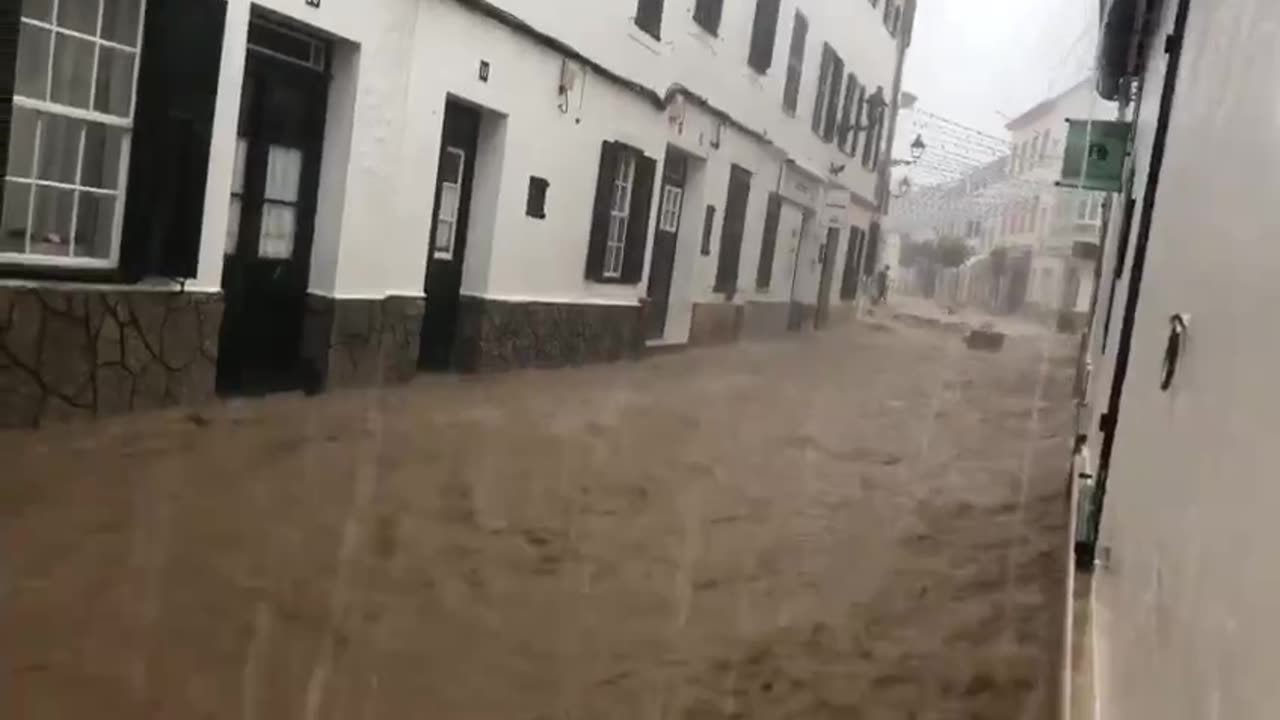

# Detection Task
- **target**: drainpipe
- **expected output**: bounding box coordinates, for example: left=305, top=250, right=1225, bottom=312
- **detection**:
left=876, top=0, right=916, bottom=217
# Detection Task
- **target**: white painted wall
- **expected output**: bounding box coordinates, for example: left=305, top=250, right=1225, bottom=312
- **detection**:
left=187, top=0, right=906, bottom=313
left=1091, top=1, right=1280, bottom=718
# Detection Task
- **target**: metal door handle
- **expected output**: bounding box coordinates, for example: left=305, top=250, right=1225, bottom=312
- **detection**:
left=1160, top=313, right=1188, bottom=392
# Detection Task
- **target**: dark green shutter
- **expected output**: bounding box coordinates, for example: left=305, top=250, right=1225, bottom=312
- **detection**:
left=120, top=0, right=227, bottom=280
left=755, top=194, right=781, bottom=290
left=620, top=150, right=655, bottom=284
left=585, top=141, right=619, bottom=281
left=635, top=0, right=664, bottom=40
left=0, top=2, right=16, bottom=220
left=715, top=165, right=751, bottom=294
left=811, top=45, right=833, bottom=135
left=782, top=12, right=807, bottom=114
left=823, top=56, right=844, bottom=142
left=862, top=222, right=881, bottom=275
left=693, top=0, right=724, bottom=35
left=838, top=74, right=857, bottom=154
left=748, top=0, right=781, bottom=73
left=849, top=83, right=865, bottom=156
left=841, top=227, right=863, bottom=299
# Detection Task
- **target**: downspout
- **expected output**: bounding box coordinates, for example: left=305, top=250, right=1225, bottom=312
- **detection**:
left=876, top=0, right=915, bottom=216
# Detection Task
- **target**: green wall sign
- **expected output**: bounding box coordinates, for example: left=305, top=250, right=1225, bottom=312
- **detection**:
left=1059, top=119, right=1130, bottom=192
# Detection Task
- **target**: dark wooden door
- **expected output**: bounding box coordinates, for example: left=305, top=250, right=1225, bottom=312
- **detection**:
left=714, top=164, right=752, bottom=296
left=218, top=52, right=327, bottom=395
left=645, top=150, right=687, bottom=340
left=815, top=227, right=840, bottom=328
left=420, top=101, right=481, bottom=369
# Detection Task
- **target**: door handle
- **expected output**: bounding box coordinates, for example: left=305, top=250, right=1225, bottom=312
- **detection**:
left=1160, top=313, right=1188, bottom=392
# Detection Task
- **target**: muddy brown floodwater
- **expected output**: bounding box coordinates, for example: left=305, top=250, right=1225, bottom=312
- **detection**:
left=2, top=316, right=1076, bottom=719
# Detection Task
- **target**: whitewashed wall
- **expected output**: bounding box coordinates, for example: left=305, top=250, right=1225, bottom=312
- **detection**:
left=1092, top=0, right=1280, bottom=718
left=191, top=0, right=904, bottom=313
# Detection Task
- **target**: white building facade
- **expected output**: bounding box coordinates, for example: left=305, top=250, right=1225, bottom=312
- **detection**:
left=1080, top=0, right=1280, bottom=716
left=0, top=0, right=916, bottom=426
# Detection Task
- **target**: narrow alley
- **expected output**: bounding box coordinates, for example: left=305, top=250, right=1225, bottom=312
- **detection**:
left=2, top=316, right=1075, bottom=719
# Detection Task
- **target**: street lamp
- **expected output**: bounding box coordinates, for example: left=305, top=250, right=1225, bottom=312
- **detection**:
left=890, top=176, right=912, bottom=198
left=910, top=133, right=927, bottom=161
left=891, top=134, right=927, bottom=167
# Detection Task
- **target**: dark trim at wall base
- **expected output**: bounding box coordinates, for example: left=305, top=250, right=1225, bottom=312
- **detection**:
left=742, top=301, right=790, bottom=338
left=788, top=302, right=817, bottom=331
left=689, top=302, right=744, bottom=345
left=300, top=294, right=424, bottom=392
left=0, top=286, right=221, bottom=428
left=452, top=295, right=645, bottom=372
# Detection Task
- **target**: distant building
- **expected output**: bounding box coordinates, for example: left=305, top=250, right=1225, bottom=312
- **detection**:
left=1003, top=79, right=1116, bottom=329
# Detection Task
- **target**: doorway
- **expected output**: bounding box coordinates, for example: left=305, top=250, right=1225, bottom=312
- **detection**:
left=419, top=101, right=481, bottom=370
left=646, top=149, right=688, bottom=340
left=218, top=20, right=329, bottom=395
left=814, top=227, right=840, bottom=328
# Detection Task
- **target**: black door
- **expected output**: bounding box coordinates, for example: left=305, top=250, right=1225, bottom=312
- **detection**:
left=815, top=227, right=840, bottom=328
left=218, top=46, right=327, bottom=395
left=420, top=101, right=481, bottom=369
left=714, top=165, right=752, bottom=297
left=645, top=150, right=687, bottom=340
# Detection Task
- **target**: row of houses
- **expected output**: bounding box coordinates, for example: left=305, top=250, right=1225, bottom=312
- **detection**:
left=0, top=0, right=917, bottom=427
left=885, top=80, right=1113, bottom=329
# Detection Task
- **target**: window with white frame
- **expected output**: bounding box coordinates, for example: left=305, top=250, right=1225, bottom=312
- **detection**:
left=1076, top=192, right=1104, bottom=223
left=3, top=0, right=145, bottom=267
left=658, top=184, right=682, bottom=233
left=433, top=147, right=465, bottom=260
left=603, top=152, right=636, bottom=279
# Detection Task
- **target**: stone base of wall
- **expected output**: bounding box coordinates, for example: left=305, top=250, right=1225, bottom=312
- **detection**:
left=689, top=302, right=744, bottom=345
left=742, top=301, right=790, bottom=339
left=453, top=295, right=644, bottom=372
left=301, top=294, right=425, bottom=392
left=788, top=302, right=817, bottom=331
left=0, top=286, right=222, bottom=429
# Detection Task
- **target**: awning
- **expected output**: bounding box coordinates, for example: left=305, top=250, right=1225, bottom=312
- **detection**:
left=1097, top=0, right=1141, bottom=101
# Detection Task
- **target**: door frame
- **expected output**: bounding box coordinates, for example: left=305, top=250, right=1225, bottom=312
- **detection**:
left=217, top=20, right=330, bottom=395
left=646, top=148, right=689, bottom=342
left=419, top=99, right=482, bottom=370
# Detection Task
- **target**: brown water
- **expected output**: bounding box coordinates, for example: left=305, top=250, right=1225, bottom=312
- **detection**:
left=2, top=318, right=1075, bottom=719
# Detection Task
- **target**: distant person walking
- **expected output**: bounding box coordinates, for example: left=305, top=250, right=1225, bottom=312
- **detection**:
left=874, top=265, right=891, bottom=305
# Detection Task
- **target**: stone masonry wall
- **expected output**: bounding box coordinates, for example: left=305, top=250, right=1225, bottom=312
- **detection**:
left=453, top=296, right=645, bottom=372
left=0, top=287, right=221, bottom=429
left=300, top=294, right=425, bottom=392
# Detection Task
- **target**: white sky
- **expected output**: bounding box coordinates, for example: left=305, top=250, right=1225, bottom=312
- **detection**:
left=903, top=0, right=1100, bottom=138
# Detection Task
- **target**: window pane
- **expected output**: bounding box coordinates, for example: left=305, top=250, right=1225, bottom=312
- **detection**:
left=440, top=149, right=464, bottom=184
left=433, top=219, right=454, bottom=254
left=51, top=32, right=95, bottom=109
left=15, top=23, right=52, bottom=100
left=30, top=185, right=75, bottom=256
left=259, top=202, right=296, bottom=259
left=73, top=191, right=114, bottom=258
left=231, top=138, right=248, bottom=194
left=94, top=45, right=134, bottom=117
left=1, top=182, right=33, bottom=254
left=80, top=122, right=124, bottom=189
left=264, top=145, right=303, bottom=202
left=101, top=0, right=141, bottom=46
left=438, top=184, right=459, bottom=222
left=227, top=197, right=241, bottom=255
left=37, top=113, right=82, bottom=184
left=58, top=0, right=101, bottom=36
left=22, top=0, right=54, bottom=22
left=7, top=107, right=39, bottom=178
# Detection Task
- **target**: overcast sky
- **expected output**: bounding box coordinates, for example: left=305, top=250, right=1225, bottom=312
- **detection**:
left=903, top=0, right=1100, bottom=138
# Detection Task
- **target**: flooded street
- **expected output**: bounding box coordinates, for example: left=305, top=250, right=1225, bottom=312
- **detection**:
left=3, top=315, right=1075, bottom=719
